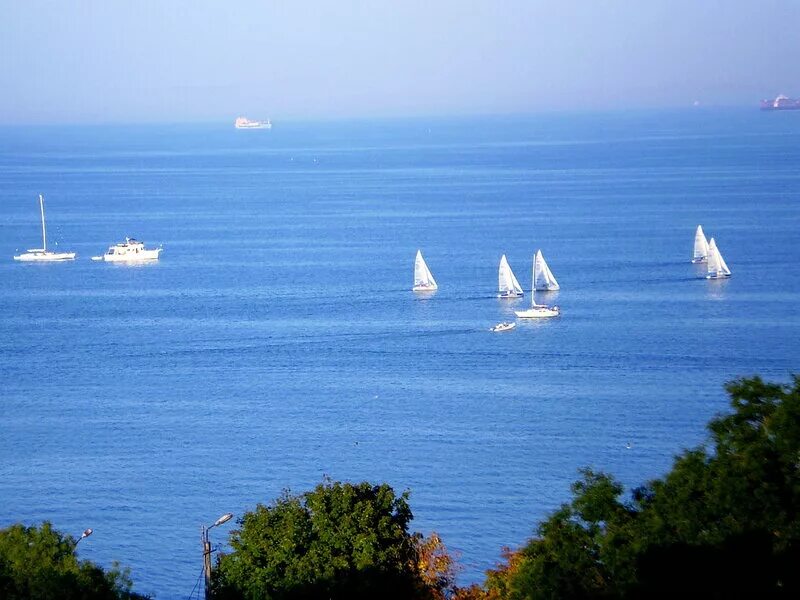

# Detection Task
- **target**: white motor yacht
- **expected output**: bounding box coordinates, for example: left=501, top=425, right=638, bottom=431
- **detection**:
left=92, top=238, right=162, bottom=262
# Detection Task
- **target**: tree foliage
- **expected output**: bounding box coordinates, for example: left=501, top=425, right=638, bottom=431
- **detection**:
left=414, top=531, right=460, bottom=599
left=212, top=479, right=452, bottom=600
left=0, top=521, right=146, bottom=600
left=481, top=375, right=800, bottom=599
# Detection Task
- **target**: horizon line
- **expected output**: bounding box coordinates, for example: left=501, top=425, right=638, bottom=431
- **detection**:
left=0, top=104, right=773, bottom=128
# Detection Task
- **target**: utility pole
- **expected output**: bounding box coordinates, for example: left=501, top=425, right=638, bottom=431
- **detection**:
left=201, top=513, right=233, bottom=600
left=202, top=525, right=213, bottom=600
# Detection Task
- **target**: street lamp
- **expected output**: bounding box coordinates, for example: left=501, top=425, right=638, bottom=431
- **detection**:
left=75, top=528, right=93, bottom=546
left=212, top=514, right=233, bottom=527
left=202, top=514, right=233, bottom=600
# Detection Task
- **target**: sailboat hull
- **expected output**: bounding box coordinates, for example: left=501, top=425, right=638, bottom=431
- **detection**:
left=515, top=306, right=560, bottom=318
left=705, top=273, right=731, bottom=279
left=498, top=291, right=524, bottom=298
left=14, top=251, right=76, bottom=262
left=691, top=257, right=707, bottom=264
left=412, top=285, right=437, bottom=292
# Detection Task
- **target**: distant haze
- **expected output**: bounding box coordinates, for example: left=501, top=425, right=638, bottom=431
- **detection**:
left=2, top=0, right=799, bottom=124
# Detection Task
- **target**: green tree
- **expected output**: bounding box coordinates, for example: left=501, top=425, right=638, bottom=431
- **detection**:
left=484, top=375, right=800, bottom=599
left=0, top=521, right=147, bottom=600
left=485, top=471, right=636, bottom=600
left=630, top=375, right=800, bottom=597
left=212, top=480, right=450, bottom=600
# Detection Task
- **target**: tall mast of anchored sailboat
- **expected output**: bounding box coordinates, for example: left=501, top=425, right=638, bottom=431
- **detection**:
left=39, top=195, right=47, bottom=251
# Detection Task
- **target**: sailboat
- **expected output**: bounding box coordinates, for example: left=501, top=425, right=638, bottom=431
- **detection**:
left=13, top=195, right=76, bottom=262
left=413, top=250, right=438, bottom=291
left=498, top=254, right=524, bottom=298
left=515, top=254, right=560, bottom=318
left=705, top=238, right=731, bottom=279
left=533, top=249, right=560, bottom=291
left=692, top=225, right=709, bottom=263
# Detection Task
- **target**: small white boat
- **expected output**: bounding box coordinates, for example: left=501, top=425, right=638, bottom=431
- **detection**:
left=498, top=254, right=524, bottom=298
left=13, top=195, right=76, bottom=262
left=515, top=254, right=560, bottom=319
left=705, top=238, right=731, bottom=279
left=692, top=225, right=709, bottom=263
left=413, top=250, right=438, bottom=292
left=534, top=249, right=560, bottom=291
left=92, top=237, right=162, bottom=262
left=490, top=322, right=516, bottom=332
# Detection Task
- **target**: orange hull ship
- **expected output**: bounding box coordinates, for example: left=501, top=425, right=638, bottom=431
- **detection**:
left=761, top=95, right=800, bottom=111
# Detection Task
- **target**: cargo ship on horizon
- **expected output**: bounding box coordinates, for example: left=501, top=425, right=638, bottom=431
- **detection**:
left=235, top=117, right=272, bottom=129
left=760, top=95, right=800, bottom=111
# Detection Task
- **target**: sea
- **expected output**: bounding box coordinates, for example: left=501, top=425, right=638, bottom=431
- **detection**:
left=1, top=109, right=799, bottom=599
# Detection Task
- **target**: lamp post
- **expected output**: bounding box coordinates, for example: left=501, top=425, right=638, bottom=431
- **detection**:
left=75, top=528, right=93, bottom=546
left=202, top=513, right=233, bottom=600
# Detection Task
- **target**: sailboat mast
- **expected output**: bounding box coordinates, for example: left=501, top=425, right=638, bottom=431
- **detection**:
left=39, top=194, right=47, bottom=251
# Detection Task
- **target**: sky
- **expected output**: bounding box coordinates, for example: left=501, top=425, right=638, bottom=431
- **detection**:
left=1, top=0, right=799, bottom=124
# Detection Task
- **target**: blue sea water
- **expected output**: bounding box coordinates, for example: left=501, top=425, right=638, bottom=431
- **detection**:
left=1, top=110, right=799, bottom=599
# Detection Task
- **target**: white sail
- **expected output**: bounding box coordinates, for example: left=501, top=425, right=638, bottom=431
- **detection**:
left=530, top=260, right=545, bottom=308
left=413, top=250, right=438, bottom=290
left=533, top=249, right=560, bottom=291
left=715, top=241, right=731, bottom=276
left=692, top=225, right=709, bottom=263
left=706, top=238, right=731, bottom=278
left=39, top=194, right=47, bottom=251
left=706, top=239, right=721, bottom=274
left=498, top=254, right=523, bottom=297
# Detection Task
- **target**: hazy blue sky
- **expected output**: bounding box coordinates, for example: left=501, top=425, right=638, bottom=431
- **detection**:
left=2, top=0, right=799, bottom=123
